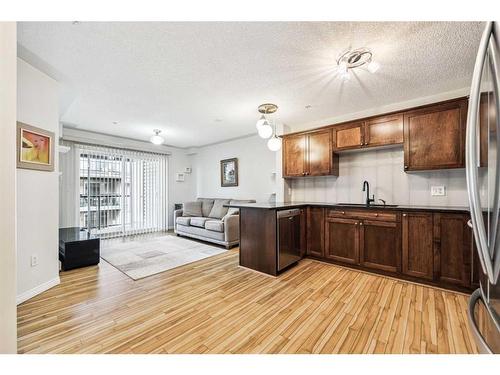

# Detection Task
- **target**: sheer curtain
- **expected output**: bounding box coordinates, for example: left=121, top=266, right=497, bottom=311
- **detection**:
left=76, top=143, right=168, bottom=238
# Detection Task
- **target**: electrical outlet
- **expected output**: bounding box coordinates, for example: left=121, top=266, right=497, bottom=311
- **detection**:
left=431, top=186, right=446, bottom=196
left=31, top=255, right=38, bottom=267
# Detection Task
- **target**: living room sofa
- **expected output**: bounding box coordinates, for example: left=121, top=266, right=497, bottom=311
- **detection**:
left=174, top=198, right=255, bottom=248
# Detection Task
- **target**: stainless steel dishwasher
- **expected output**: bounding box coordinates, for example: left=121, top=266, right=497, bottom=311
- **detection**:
left=276, top=209, right=302, bottom=271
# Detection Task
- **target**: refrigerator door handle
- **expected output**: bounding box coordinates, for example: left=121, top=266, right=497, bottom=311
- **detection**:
left=466, top=21, right=497, bottom=284
left=468, top=289, right=494, bottom=354
left=489, top=24, right=500, bottom=283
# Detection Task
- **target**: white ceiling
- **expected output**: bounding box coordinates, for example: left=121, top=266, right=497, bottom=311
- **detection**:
left=17, top=22, right=484, bottom=148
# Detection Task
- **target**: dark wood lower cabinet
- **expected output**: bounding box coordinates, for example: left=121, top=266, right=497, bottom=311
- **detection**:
left=433, top=213, right=471, bottom=288
left=305, top=206, right=473, bottom=292
left=306, top=207, right=324, bottom=258
left=360, top=220, right=401, bottom=273
left=402, top=212, right=434, bottom=280
left=324, top=217, right=359, bottom=264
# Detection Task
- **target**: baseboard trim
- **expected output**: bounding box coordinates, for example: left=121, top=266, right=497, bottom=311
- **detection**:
left=16, top=276, right=60, bottom=305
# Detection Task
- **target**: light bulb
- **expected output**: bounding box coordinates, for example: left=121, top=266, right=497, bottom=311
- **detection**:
left=367, top=60, right=380, bottom=73
left=256, top=114, right=266, bottom=129
left=267, top=136, right=282, bottom=151
left=340, top=71, right=351, bottom=81
left=338, top=61, right=348, bottom=74
left=258, top=123, right=273, bottom=139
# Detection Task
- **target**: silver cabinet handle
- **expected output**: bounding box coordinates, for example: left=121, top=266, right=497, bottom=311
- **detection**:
left=467, top=289, right=493, bottom=354
left=466, top=21, right=498, bottom=284
left=467, top=219, right=473, bottom=229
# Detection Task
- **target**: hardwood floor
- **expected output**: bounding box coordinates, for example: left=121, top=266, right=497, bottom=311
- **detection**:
left=17, top=249, right=478, bottom=354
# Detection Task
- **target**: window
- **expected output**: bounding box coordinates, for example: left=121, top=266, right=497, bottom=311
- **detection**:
left=78, top=145, right=167, bottom=238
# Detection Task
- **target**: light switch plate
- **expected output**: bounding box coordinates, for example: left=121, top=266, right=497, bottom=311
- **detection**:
left=431, top=186, right=446, bottom=196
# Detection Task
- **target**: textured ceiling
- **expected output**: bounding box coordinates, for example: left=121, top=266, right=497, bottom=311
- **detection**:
left=17, top=22, right=484, bottom=148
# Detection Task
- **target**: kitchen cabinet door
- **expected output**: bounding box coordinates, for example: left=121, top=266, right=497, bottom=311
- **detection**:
left=332, top=121, right=364, bottom=151
left=364, top=114, right=404, bottom=148
left=306, top=207, right=325, bottom=258
left=402, top=212, right=434, bottom=280
left=324, top=217, right=359, bottom=264
left=433, top=213, right=471, bottom=288
left=307, top=129, right=336, bottom=176
left=283, top=134, right=307, bottom=177
left=403, top=99, right=467, bottom=171
left=359, top=220, right=400, bottom=273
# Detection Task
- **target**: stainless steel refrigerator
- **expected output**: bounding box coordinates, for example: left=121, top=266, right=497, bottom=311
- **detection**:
left=466, top=21, right=500, bottom=354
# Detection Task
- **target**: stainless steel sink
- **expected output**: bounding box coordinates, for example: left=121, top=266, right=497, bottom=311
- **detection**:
left=337, top=203, right=398, bottom=208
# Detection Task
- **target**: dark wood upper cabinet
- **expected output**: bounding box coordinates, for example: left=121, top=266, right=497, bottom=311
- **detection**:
left=433, top=213, right=471, bottom=288
left=307, top=129, right=336, bottom=176
left=364, top=114, right=404, bottom=147
left=402, top=212, right=434, bottom=280
left=283, top=134, right=307, bottom=177
left=324, top=217, right=359, bottom=264
left=403, top=99, right=468, bottom=171
left=283, top=129, right=338, bottom=177
left=332, top=121, right=364, bottom=151
left=306, top=207, right=324, bottom=258
left=359, top=219, right=401, bottom=273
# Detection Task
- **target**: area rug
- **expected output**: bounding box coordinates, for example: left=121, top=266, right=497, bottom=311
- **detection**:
left=100, top=235, right=227, bottom=280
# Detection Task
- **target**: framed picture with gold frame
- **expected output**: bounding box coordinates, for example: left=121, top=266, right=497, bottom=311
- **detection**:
left=17, top=122, right=55, bottom=172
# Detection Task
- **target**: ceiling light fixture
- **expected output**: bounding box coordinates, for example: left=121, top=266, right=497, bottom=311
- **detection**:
left=255, top=103, right=281, bottom=151
left=150, top=129, right=165, bottom=145
left=256, top=103, right=277, bottom=139
left=336, top=48, right=380, bottom=80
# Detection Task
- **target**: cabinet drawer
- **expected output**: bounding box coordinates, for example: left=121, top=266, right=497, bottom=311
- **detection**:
left=327, top=209, right=398, bottom=222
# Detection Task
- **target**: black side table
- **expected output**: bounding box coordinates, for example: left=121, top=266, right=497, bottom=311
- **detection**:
left=59, top=227, right=100, bottom=271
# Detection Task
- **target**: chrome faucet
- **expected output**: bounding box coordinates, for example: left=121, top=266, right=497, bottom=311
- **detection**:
left=362, top=180, right=375, bottom=206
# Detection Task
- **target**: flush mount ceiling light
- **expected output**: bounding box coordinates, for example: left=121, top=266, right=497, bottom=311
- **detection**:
left=256, top=103, right=277, bottom=139
left=150, top=129, right=165, bottom=145
left=336, top=48, right=380, bottom=81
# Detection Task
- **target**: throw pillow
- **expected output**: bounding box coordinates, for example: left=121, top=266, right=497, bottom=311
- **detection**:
left=183, top=201, right=203, bottom=217
left=208, top=199, right=230, bottom=219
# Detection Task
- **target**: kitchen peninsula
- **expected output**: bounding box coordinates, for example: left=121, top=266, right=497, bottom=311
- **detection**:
left=225, top=201, right=476, bottom=293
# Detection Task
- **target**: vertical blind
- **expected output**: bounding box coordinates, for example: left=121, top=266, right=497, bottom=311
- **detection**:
left=76, top=143, right=168, bottom=238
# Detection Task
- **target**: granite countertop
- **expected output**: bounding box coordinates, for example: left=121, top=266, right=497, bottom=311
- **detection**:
left=224, top=201, right=471, bottom=213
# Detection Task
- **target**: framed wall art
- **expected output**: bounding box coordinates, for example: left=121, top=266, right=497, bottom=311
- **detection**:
left=220, top=157, right=238, bottom=187
left=17, top=122, right=55, bottom=172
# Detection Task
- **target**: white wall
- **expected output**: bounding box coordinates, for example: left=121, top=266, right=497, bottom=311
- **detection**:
left=193, top=135, right=277, bottom=203
left=17, top=58, right=60, bottom=304
left=0, top=22, right=18, bottom=354
left=290, top=148, right=469, bottom=207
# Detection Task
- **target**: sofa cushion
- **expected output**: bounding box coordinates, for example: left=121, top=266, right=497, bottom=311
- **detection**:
left=197, top=198, right=215, bottom=217
left=227, top=199, right=256, bottom=215
left=208, top=199, right=231, bottom=219
left=176, top=216, right=191, bottom=226
left=190, top=217, right=210, bottom=228
left=205, top=220, right=224, bottom=233
left=183, top=201, right=203, bottom=217
left=176, top=224, right=225, bottom=241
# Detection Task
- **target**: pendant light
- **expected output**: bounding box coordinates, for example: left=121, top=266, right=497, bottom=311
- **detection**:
left=256, top=103, right=277, bottom=139
left=258, top=119, right=273, bottom=139
left=255, top=114, right=267, bottom=129
left=150, top=129, right=165, bottom=145
left=267, top=116, right=282, bottom=151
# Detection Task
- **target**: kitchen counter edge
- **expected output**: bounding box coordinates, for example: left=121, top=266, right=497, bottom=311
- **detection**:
left=224, top=202, right=470, bottom=213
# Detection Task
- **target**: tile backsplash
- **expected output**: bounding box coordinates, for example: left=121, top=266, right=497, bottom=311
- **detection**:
left=290, top=148, right=472, bottom=207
